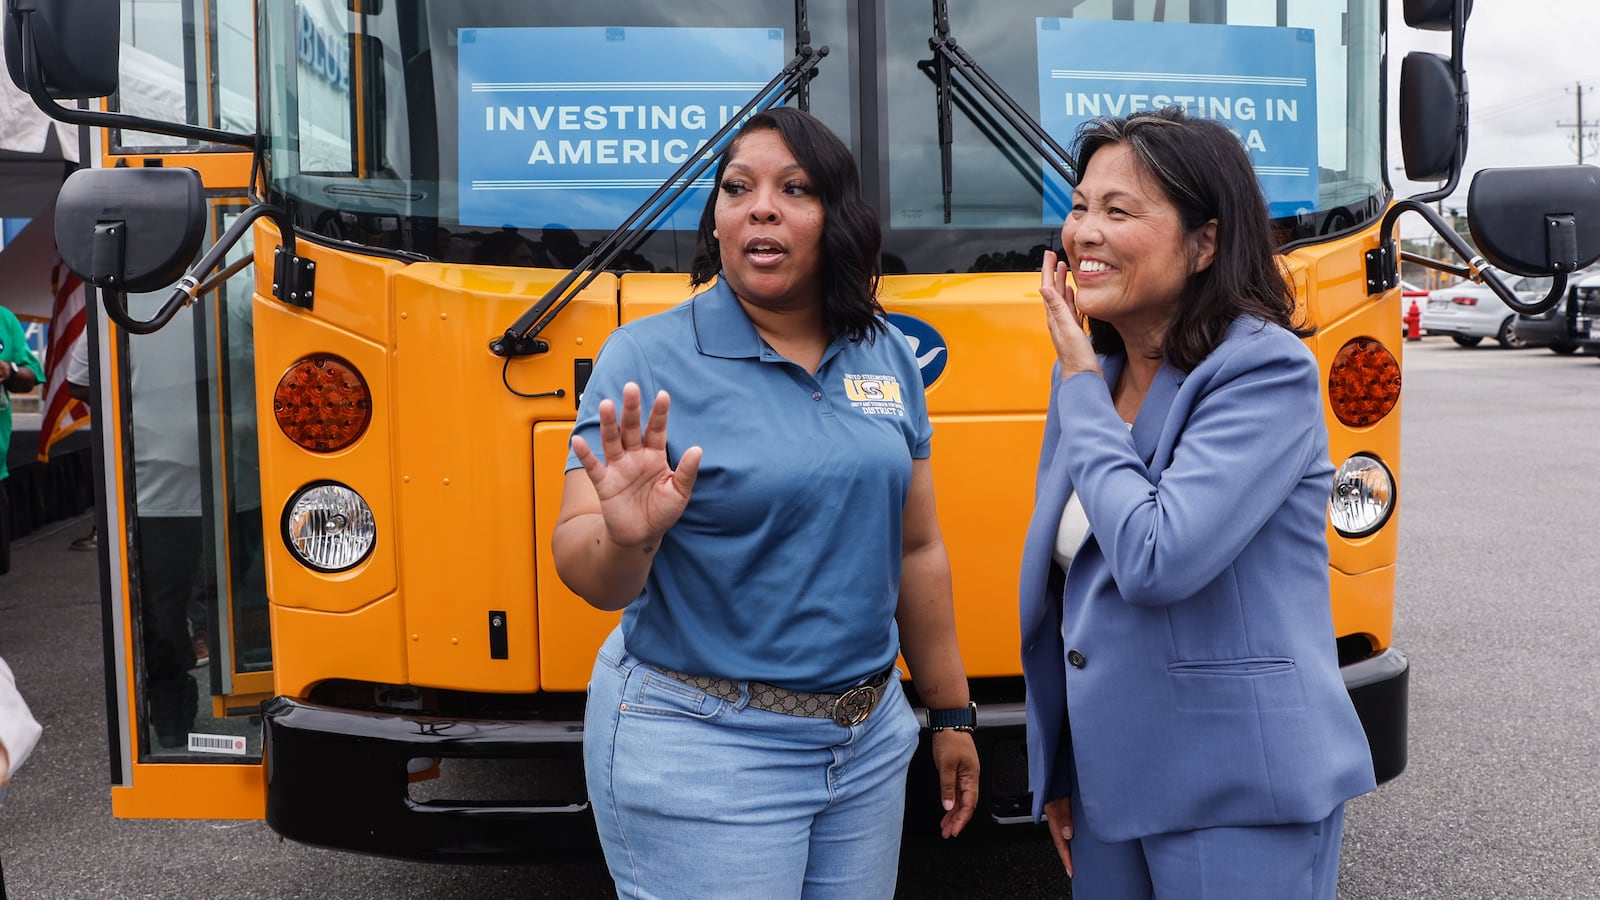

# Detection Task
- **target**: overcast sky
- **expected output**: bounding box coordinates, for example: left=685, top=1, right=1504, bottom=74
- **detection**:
left=1387, top=1, right=1599, bottom=224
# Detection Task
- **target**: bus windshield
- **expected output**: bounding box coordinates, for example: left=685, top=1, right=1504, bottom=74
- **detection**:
left=878, top=0, right=1385, bottom=271
left=260, top=0, right=1382, bottom=275
left=260, top=1, right=857, bottom=272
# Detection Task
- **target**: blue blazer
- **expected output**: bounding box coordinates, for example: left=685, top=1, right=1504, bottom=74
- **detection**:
left=1019, top=317, right=1376, bottom=842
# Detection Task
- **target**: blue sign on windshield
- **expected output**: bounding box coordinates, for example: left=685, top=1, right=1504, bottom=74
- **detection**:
left=457, top=26, right=786, bottom=231
left=1036, top=19, right=1319, bottom=221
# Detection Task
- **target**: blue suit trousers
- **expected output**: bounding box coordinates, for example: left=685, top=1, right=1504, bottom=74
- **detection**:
left=1068, top=788, right=1346, bottom=900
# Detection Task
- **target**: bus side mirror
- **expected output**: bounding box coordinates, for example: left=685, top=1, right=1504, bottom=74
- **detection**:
left=1404, top=0, right=1473, bottom=31
left=1468, top=165, right=1600, bottom=277
left=1398, top=52, right=1461, bottom=183
left=3, top=0, right=122, bottom=99
left=54, top=168, right=208, bottom=293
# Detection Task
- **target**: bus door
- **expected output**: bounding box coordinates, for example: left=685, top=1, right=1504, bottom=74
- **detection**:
left=100, top=200, right=270, bottom=816
left=89, top=0, right=268, bottom=817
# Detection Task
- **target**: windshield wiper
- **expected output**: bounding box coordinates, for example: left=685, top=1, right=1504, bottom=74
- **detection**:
left=927, top=0, right=1077, bottom=223
left=489, top=44, right=827, bottom=359
left=917, top=58, right=1048, bottom=204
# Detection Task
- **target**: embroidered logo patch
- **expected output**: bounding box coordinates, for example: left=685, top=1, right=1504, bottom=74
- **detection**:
left=843, top=374, right=906, bottom=416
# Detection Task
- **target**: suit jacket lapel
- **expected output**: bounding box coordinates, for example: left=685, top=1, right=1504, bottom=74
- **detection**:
left=1130, top=361, right=1182, bottom=467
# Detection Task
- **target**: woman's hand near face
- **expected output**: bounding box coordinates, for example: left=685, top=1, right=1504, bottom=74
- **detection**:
left=570, top=382, right=702, bottom=550
left=1041, top=250, right=1100, bottom=380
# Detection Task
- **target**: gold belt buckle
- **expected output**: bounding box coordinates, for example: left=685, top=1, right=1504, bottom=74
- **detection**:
left=831, top=684, right=879, bottom=727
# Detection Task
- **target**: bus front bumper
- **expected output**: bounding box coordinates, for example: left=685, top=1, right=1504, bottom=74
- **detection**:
left=262, top=652, right=1406, bottom=862
left=261, top=696, right=597, bottom=864
left=1342, top=647, right=1409, bottom=784
left=262, top=694, right=1038, bottom=859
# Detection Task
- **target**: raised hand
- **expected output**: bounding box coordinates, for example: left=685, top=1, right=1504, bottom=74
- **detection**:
left=569, top=382, right=702, bottom=551
left=1041, top=250, right=1100, bottom=379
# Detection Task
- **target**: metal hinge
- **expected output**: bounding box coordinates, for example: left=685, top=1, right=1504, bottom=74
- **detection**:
left=273, top=247, right=317, bottom=309
left=1365, top=241, right=1398, bottom=295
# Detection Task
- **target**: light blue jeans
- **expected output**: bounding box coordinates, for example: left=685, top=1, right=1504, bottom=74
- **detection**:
left=584, top=628, right=920, bottom=900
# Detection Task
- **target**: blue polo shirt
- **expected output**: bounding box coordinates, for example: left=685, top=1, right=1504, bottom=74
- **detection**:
left=566, top=281, right=933, bottom=692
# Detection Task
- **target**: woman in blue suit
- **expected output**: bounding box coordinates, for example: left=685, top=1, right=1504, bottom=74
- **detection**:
left=1021, top=108, right=1376, bottom=898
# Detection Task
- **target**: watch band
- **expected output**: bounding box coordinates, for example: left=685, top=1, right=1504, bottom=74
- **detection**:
left=926, top=701, right=978, bottom=732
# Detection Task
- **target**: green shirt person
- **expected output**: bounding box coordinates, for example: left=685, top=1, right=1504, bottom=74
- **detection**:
left=1, top=304, right=45, bottom=576
left=0, top=304, right=44, bottom=480
left=0, top=304, right=45, bottom=483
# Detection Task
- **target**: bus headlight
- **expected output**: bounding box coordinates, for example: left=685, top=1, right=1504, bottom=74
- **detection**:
left=283, top=482, right=376, bottom=572
left=1328, top=454, right=1394, bottom=538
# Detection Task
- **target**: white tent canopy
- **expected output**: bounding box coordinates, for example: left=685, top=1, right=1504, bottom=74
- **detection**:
left=0, top=37, right=77, bottom=221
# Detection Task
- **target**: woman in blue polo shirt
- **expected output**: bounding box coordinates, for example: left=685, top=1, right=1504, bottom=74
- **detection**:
left=552, top=107, right=979, bottom=899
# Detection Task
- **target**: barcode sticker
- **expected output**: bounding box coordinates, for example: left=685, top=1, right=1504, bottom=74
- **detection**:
left=187, top=733, right=249, bottom=756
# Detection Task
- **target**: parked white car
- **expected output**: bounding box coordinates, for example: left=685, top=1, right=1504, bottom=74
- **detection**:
left=1419, top=274, right=1554, bottom=348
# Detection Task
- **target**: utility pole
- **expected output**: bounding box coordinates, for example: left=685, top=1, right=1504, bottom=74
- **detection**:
left=1558, top=82, right=1599, bottom=164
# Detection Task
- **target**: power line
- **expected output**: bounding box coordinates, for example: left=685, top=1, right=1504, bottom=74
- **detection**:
left=1475, top=85, right=1567, bottom=118
left=1556, top=81, right=1599, bottom=164
left=1474, top=87, right=1568, bottom=125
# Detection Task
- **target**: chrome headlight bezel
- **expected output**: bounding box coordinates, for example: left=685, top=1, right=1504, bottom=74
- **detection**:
left=1328, top=454, right=1395, bottom=539
left=281, top=481, right=377, bottom=573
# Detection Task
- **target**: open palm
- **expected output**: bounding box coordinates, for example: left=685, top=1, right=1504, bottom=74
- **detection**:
left=1041, top=250, right=1099, bottom=378
left=570, top=382, right=702, bottom=549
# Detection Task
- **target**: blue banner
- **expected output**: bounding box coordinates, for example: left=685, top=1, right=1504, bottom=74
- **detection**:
left=0, top=218, right=29, bottom=246
left=23, top=321, right=46, bottom=359
left=1036, top=19, right=1319, bottom=221
left=457, top=26, right=787, bottom=231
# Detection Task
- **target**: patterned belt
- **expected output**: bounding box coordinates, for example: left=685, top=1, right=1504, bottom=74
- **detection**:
left=653, top=666, right=894, bottom=727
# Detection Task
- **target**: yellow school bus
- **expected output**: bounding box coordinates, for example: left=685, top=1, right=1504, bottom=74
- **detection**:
left=11, top=0, right=1593, bottom=861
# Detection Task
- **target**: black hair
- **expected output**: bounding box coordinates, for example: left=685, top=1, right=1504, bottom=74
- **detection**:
left=689, top=107, right=885, bottom=342
left=1072, top=107, right=1310, bottom=370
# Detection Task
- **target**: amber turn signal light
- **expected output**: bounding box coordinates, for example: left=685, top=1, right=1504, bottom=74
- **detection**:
left=274, top=356, right=372, bottom=452
left=1327, top=339, right=1400, bottom=427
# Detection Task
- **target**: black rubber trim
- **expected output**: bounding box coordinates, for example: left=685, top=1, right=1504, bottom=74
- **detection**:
left=262, top=697, right=598, bottom=863
left=1342, top=647, right=1410, bottom=784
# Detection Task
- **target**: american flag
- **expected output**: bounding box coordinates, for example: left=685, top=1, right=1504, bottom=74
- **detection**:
left=35, top=259, right=90, bottom=462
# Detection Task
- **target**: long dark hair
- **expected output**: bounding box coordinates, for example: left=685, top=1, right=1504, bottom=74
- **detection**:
left=1073, top=107, right=1310, bottom=369
left=689, top=107, right=885, bottom=342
